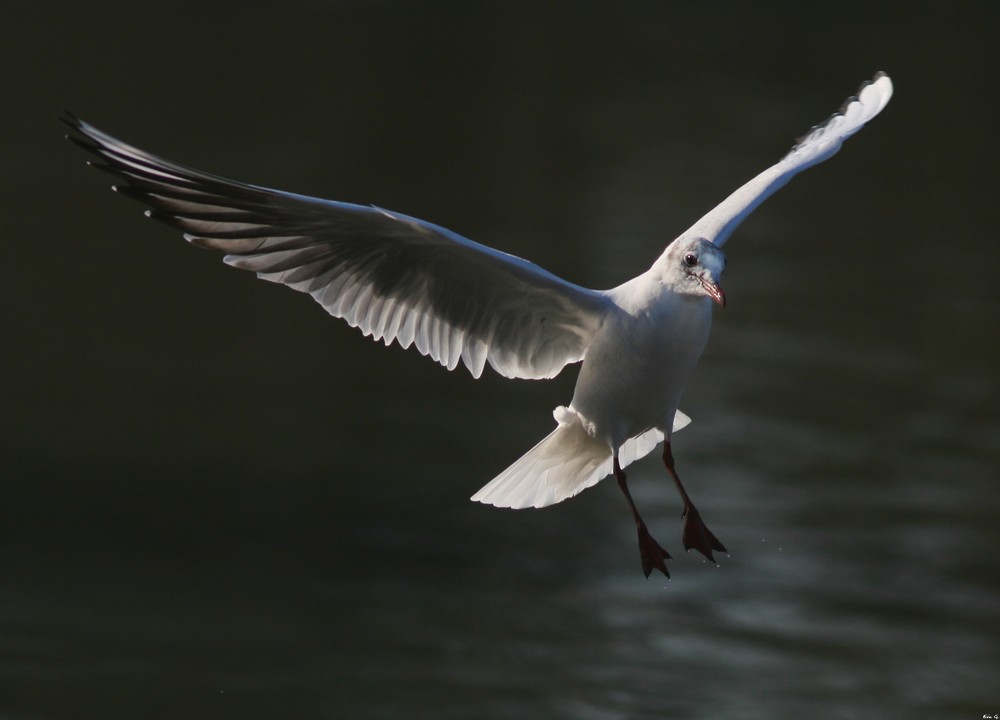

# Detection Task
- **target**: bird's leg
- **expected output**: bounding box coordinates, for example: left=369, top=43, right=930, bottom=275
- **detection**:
left=614, top=455, right=671, bottom=578
left=662, top=442, right=726, bottom=562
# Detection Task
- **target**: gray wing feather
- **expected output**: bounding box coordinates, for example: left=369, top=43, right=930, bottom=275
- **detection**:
left=67, top=116, right=610, bottom=379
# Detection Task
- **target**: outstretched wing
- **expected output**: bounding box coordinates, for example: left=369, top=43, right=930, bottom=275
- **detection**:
left=685, top=72, right=893, bottom=248
left=66, top=115, right=610, bottom=379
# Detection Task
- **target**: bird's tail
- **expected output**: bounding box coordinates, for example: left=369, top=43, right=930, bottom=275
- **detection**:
left=471, top=406, right=689, bottom=509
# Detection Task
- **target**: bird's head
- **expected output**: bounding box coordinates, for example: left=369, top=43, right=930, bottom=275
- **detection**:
left=665, top=237, right=727, bottom=308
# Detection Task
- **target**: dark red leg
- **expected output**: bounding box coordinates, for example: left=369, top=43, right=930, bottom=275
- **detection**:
left=662, top=442, right=726, bottom=562
left=614, top=455, right=671, bottom=578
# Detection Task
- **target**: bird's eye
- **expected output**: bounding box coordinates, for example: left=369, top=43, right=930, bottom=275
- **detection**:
left=683, top=253, right=698, bottom=267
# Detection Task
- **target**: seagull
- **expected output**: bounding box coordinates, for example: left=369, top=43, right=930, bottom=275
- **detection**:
left=65, top=72, right=893, bottom=579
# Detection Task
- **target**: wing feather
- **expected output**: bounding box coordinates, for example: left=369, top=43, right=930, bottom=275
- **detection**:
left=685, top=72, right=893, bottom=248
left=66, top=115, right=611, bottom=379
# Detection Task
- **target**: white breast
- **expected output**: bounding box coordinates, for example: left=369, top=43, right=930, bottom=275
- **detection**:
left=568, top=292, right=713, bottom=449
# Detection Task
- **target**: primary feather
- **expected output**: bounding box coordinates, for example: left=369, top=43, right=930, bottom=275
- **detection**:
left=684, top=72, right=893, bottom=248
left=66, top=115, right=610, bottom=380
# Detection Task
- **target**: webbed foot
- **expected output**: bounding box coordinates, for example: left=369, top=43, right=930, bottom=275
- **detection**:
left=637, top=522, right=672, bottom=578
left=681, top=503, right=726, bottom=563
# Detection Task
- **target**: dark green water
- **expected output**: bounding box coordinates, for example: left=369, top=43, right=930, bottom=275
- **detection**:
left=3, top=3, right=998, bottom=718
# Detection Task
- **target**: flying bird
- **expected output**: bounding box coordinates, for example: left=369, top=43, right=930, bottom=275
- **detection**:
left=65, top=72, right=893, bottom=578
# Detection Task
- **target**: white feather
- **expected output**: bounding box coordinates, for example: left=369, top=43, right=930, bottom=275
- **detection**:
left=472, top=406, right=691, bottom=509
left=67, top=73, right=891, bottom=520
left=684, top=72, right=893, bottom=249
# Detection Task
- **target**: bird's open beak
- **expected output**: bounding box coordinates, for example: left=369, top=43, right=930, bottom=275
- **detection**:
left=699, top=276, right=726, bottom=308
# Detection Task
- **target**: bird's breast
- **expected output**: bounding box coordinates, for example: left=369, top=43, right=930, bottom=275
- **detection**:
left=569, top=298, right=712, bottom=447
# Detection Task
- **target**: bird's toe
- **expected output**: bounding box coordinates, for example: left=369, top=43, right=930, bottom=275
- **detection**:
left=681, top=505, right=726, bottom=563
left=636, top=523, right=672, bottom=578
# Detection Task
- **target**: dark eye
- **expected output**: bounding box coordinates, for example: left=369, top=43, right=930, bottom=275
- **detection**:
left=683, top=253, right=698, bottom=268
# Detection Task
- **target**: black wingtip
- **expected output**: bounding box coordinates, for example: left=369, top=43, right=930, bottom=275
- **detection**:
left=61, top=112, right=78, bottom=144
left=61, top=113, right=98, bottom=157
left=59, top=110, right=84, bottom=133
left=66, top=133, right=94, bottom=151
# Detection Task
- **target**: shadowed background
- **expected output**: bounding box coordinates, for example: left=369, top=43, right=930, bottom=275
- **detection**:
left=2, top=2, right=998, bottom=718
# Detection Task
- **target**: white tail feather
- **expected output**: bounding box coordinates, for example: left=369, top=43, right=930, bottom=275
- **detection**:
left=471, top=407, right=691, bottom=509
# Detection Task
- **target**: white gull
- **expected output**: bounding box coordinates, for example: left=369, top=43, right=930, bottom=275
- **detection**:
left=66, top=72, right=893, bottom=578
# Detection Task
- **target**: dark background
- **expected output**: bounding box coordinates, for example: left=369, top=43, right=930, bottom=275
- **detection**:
left=2, top=2, right=998, bottom=719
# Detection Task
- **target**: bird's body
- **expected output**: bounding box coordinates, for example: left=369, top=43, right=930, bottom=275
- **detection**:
left=66, top=72, right=893, bottom=578
left=573, top=295, right=703, bottom=449
left=586, top=260, right=719, bottom=449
